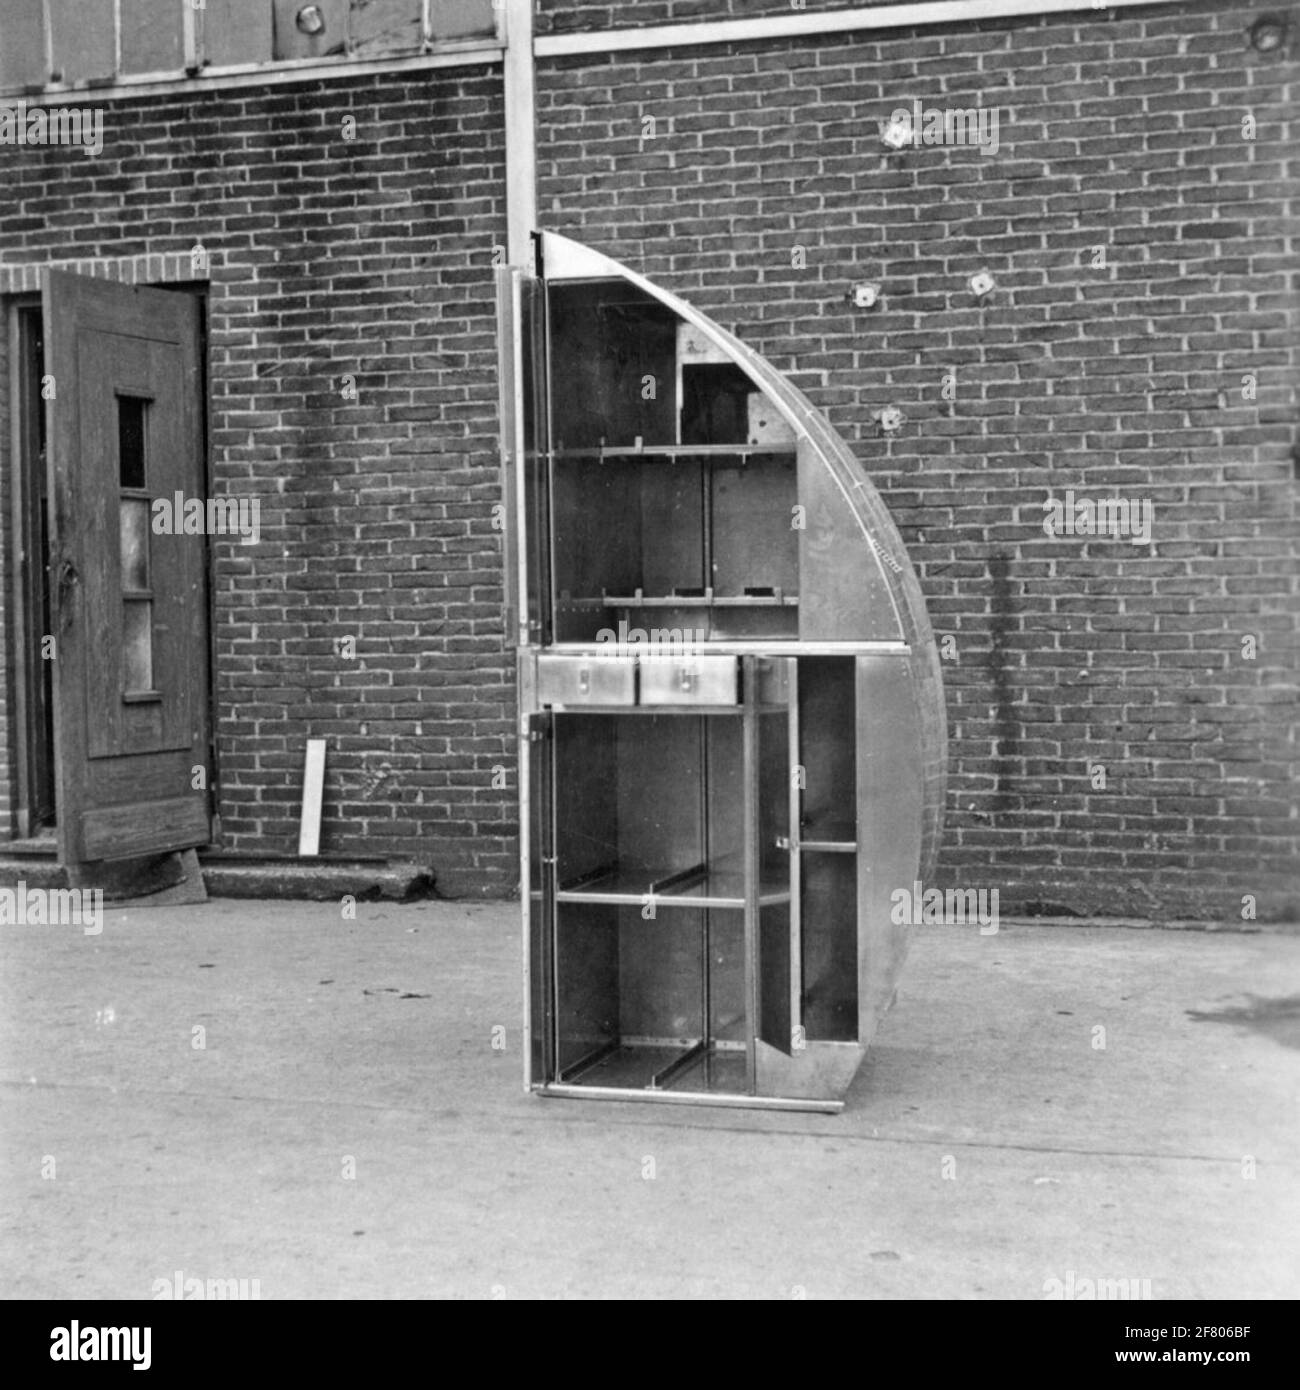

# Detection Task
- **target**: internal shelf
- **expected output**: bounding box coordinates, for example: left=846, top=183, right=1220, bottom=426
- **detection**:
left=800, top=818, right=858, bottom=852
left=559, top=1039, right=748, bottom=1094
left=552, top=444, right=796, bottom=462
left=561, top=587, right=798, bottom=610
left=556, top=861, right=790, bottom=908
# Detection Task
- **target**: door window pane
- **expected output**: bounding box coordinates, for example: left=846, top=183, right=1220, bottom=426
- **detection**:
left=117, top=397, right=154, bottom=694
left=118, top=396, right=147, bottom=489
left=122, top=599, right=154, bottom=693
left=119, top=499, right=150, bottom=592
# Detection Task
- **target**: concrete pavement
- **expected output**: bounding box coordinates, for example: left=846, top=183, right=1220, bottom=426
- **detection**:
left=1, top=899, right=1296, bottom=1299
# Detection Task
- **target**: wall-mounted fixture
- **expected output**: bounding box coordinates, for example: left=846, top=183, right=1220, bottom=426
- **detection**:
left=876, top=406, right=905, bottom=434
left=273, top=0, right=348, bottom=59
left=851, top=282, right=882, bottom=309
left=1248, top=13, right=1289, bottom=52
left=880, top=114, right=912, bottom=151
left=968, top=271, right=996, bottom=299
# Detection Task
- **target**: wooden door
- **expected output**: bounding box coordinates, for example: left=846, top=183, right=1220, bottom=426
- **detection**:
left=43, top=271, right=212, bottom=865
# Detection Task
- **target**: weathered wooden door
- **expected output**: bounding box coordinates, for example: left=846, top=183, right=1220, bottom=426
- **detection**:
left=43, top=271, right=211, bottom=865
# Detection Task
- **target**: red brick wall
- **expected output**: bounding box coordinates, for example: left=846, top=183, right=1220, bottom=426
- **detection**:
left=0, top=71, right=515, bottom=896
left=536, top=0, right=1299, bottom=919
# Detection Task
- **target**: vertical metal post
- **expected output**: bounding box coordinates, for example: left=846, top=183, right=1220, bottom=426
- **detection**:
left=42, top=0, right=54, bottom=81
left=9, top=306, right=32, bottom=839
left=503, top=0, right=537, bottom=266
left=519, top=707, right=532, bottom=1090
left=699, top=713, right=711, bottom=1067
left=787, top=660, right=802, bottom=1045
left=741, top=659, right=759, bottom=1094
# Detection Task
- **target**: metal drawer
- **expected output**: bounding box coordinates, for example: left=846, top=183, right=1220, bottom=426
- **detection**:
left=639, top=655, right=738, bottom=706
left=536, top=654, right=636, bottom=707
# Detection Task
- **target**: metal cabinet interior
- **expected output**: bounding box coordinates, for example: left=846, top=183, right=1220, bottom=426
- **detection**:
left=500, top=233, right=948, bottom=1113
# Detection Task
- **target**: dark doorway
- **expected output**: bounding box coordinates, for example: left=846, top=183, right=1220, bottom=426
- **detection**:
left=12, top=303, right=56, bottom=837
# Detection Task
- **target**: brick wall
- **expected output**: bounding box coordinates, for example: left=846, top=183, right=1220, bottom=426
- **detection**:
left=0, top=70, right=514, bottom=896
left=2, top=1, right=1296, bottom=917
left=536, top=0, right=1299, bottom=919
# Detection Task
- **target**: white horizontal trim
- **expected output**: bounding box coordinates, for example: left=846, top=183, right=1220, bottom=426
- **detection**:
left=6, top=42, right=504, bottom=106
left=535, top=0, right=1186, bottom=58
left=538, top=1083, right=845, bottom=1113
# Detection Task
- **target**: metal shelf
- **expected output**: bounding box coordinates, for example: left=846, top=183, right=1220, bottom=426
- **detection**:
left=560, top=589, right=799, bottom=610
left=800, top=819, right=858, bottom=853
left=556, top=861, right=790, bottom=909
left=544, top=703, right=750, bottom=716
left=551, top=444, right=797, bottom=462
left=557, top=1039, right=749, bottom=1095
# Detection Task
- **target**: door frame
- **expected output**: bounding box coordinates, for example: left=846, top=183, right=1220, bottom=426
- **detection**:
left=4, top=282, right=219, bottom=853
left=7, top=294, right=52, bottom=839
